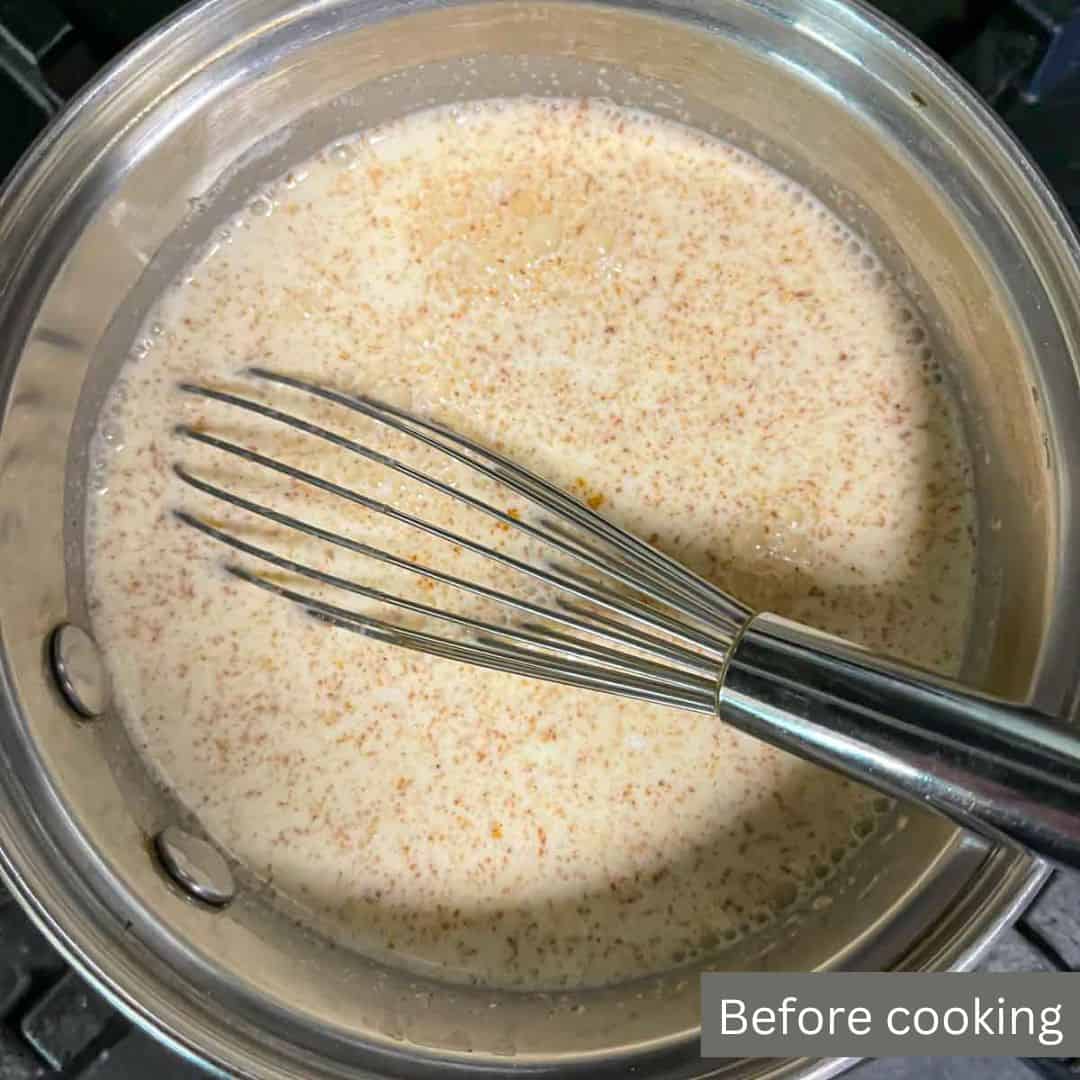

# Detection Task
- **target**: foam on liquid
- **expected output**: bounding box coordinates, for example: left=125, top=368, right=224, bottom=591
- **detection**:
left=86, top=99, right=975, bottom=988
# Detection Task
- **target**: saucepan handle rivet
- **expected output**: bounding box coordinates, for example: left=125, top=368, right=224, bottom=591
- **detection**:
left=154, top=826, right=236, bottom=908
left=49, top=624, right=109, bottom=720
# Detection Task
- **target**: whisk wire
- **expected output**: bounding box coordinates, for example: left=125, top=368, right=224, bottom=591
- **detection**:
left=175, top=369, right=748, bottom=709
left=174, top=464, right=719, bottom=678
left=178, top=382, right=731, bottom=650
left=179, top=507, right=714, bottom=694
left=173, top=434, right=725, bottom=663
left=228, top=564, right=715, bottom=713
left=248, top=367, right=750, bottom=631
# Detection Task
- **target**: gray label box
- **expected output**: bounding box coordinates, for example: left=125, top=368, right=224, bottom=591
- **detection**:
left=701, top=973, right=1079, bottom=1057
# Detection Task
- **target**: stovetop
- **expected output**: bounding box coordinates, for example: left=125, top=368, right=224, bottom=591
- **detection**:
left=1, top=1, right=1079, bottom=1077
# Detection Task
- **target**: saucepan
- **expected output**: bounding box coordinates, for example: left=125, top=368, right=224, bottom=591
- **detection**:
left=0, top=0, right=1077, bottom=1076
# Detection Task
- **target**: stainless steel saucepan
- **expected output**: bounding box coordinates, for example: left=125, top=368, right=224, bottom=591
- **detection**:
left=0, top=1, right=1077, bottom=1077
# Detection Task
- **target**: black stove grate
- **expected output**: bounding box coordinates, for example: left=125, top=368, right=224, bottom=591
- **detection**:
left=0, top=1, right=1078, bottom=1077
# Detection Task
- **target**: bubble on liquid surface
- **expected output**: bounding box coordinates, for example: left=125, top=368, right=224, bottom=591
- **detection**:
left=101, top=422, right=125, bottom=452
left=852, top=815, right=876, bottom=840
left=330, top=141, right=362, bottom=167
left=249, top=194, right=274, bottom=218
left=90, top=460, right=109, bottom=496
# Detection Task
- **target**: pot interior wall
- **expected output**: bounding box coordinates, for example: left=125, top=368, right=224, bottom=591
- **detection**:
left=0, top=1, right=1066, bottom=1077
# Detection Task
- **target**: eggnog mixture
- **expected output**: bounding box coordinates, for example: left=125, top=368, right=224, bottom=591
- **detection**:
left=86, top=99, right=975, bottom=988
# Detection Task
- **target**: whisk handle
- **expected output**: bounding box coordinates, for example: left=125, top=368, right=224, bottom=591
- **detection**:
left=718, top=612, right=1080, bottom=871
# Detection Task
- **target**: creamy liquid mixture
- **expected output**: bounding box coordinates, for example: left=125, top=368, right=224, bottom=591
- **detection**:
left=87, top=99, right=976, bottom=989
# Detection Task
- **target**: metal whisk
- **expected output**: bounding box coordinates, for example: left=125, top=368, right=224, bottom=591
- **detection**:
left=176, top=368, right=1080, bottom=870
